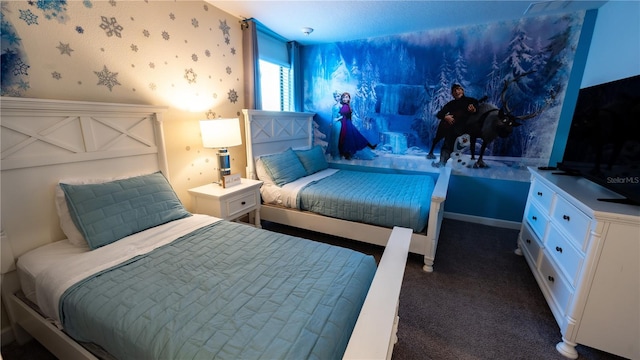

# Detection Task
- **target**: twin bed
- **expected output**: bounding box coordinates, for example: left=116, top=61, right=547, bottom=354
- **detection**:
left=243, top=109, right=451, bottom=273
left=0, top=98, right=450, bottom=360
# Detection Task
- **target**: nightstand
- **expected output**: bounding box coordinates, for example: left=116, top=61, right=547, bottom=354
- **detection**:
left=188, top=178, right=263, bottom=227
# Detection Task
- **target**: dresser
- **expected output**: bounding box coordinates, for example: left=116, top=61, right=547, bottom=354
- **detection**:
left=517, top=167, right=639, bottom=359
left=188, top=179, right=263, bottom=227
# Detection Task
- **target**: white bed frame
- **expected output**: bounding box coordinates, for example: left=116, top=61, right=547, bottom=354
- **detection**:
left=0, top=97, right=411, bottom=360
left=243, top=109, right=451, bottom=272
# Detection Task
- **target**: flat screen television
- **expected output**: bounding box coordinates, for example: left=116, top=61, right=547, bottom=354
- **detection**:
left=557, top=74, right=640, bottom=206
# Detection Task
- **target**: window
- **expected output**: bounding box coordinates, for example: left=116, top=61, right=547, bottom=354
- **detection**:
left=259, top=60, right=292, bottom=111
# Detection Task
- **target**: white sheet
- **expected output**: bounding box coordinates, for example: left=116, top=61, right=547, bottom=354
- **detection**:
left=260, top=168, right=339, bottom=207
left=17, top=214, right=221, bottom=328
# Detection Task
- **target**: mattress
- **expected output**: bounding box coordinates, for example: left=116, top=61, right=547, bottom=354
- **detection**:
left=19, top=215, right=377, bottom=360
left=262, top=169, right=435, bottom=232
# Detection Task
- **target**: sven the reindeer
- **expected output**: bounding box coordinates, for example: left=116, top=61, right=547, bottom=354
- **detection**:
left=465, top=72, right=550, bottom=168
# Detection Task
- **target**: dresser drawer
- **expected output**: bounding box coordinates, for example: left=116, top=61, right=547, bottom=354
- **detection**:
left=525, top=202, right=548, bottom=240
left=530, top=178, right=554, bottom=210
left=539, top=253, right=574, bottom=320
left=551, top=197, right=590, bottom=250
left=520, top=223, right=543, bottom=267
left=546, top=225, right=584, bottom=287
left=226, top=192, right=258, bottom=218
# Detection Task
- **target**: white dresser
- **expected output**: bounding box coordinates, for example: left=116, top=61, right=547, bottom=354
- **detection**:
left=517, top=167, right=639, bottom=359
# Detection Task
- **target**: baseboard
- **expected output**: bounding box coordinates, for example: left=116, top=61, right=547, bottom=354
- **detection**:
left=444, top=212, right=522, bottom=230
left=1, top=325, right=15, bottom=347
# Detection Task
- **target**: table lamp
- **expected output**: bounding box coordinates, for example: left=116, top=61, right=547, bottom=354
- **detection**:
left=200, top=118, right=242, bottom=184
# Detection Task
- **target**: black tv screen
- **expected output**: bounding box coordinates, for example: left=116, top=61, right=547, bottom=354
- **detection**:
left=558, top=74, right=640, bottom=206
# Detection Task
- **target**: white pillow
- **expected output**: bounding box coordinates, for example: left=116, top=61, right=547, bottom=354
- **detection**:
left=54, top=173, right=150, bottom=246
left=255, top=158, right=275, bottom=185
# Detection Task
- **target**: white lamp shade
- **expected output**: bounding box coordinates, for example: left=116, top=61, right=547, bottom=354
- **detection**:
left=199, top=118, right=242, bottom=148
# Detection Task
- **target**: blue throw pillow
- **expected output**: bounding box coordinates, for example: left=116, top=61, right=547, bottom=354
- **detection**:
left=260, top=148, right=308, bottom=186
left=295, top=146, right=329, bottom=175
left=60, top=172, right=191, bottom=250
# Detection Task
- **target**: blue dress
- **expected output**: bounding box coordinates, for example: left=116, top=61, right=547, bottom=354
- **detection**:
left=338, top=104, right=370, bottom=158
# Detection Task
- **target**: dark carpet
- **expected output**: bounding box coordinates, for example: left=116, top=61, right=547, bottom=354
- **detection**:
left=1, top=219, right=627, bottom=360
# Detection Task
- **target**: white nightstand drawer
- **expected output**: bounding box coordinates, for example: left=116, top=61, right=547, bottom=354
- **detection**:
left=530, top=178, right=554, bottom=210
left=539, top=253, right=574, bottom=320
left=546, top=225, right=584, bottom=287
left=525, top=202, right=548, bottom=240
left=520, top=223, right=543, bottom=267
left=551, top=197, right=590, bottom=250
left=226, top=192, right=258, bottom=218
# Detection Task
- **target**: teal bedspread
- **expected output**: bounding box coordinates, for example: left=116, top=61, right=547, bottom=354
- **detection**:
left=298, top=170, right=434, bottom=232
left=60, top=221, right=376, bottom=360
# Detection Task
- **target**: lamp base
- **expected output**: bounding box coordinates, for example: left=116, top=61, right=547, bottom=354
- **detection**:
left=217, top=148, right=231, bottom=185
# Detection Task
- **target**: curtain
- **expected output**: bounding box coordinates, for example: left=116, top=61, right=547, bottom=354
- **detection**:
left=288, top=41, right=303, bottom=112
left=241, top=19, right=261, bottom=110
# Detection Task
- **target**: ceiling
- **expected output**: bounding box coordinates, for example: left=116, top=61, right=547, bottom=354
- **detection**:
left=208, top=0, right=607, bottom=45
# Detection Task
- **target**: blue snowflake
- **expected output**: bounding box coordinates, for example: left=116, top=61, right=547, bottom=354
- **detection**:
left=131, top=44, right=138, bottom=52
left=230, top=47, right=236, bottom=55
left=83, top=0, right=92, bottom=8
left=227, top=89, right=238, bottom=103
left=205, top=49, right=211, bottom=57
left=17, top=79, right=30, bottom=90
left=192, top=18, right=198, bottom=28
left=226, top=66, right=231, bottom=75
left=99, top=16, right=123, bottom=38
left=76, top=26, right=84, bottom=34
left=13, top=58, right=30, bottom=76
left=19, top=9, right=38, bottom=25
left=191, top=54, right=198, bottom=62
left=162, top=31, right=169, bottom=40
left=169, top=13, right=175, bottom=20
left=143, top=29, right=150, bottom=37
left=51, top=71, right=61, bottom=79
left=2, top=29, right=21, bottom=46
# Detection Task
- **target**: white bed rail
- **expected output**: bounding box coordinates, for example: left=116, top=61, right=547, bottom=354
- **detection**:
left=343, top=226, right=412, bottom=360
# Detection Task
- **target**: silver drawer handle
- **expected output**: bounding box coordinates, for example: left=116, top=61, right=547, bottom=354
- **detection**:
left=563, top=214, right=570, bottom=221
left=547, top=275, right=555, bottom=283
left=555, top=246, right=563, bottom=253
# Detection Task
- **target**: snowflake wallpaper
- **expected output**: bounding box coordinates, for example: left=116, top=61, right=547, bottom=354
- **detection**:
left=301, top=11, right=587, bottom=181
left=0, top=0, right=244, bottom=208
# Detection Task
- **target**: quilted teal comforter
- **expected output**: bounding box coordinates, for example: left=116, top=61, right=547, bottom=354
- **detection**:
left=60, top=220, right=376, bottom=360
left=298, top=170, right=434, bottom=232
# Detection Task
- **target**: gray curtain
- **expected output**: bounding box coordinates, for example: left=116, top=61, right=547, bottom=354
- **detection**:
left=241, top=19, right=261, bottom=110
left=288, top=41, right=303, bottom=112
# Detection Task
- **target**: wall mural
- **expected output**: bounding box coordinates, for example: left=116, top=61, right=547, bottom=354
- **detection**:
left=301, top=12, right=586, bottom=181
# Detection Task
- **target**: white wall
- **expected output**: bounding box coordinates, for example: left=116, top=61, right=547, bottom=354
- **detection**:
left=581, top=1, right=640, bottom=87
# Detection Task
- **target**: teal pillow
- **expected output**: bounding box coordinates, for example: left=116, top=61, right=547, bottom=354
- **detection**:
left=260, top=148, right=308, bottom=186
left=60, top=172, right=191, bottom=250
left=295, top=146, right=329, bottom=175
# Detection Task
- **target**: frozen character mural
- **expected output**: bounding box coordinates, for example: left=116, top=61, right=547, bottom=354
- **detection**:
left=431, top=84, right=479, bottom=168
left=337, top=92, right=377, bottom=160
left=301, top=11, right=586, bottom=180
left=329, top=90, right=343, bottom=159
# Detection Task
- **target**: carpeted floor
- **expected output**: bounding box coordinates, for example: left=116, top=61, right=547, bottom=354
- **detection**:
left=1, top=218, right=628, bottom=360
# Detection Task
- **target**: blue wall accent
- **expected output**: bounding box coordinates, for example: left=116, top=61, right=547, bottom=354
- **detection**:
left=446, top=175, right=532, bottom=222
left=549, top=9, right=599, bottom=166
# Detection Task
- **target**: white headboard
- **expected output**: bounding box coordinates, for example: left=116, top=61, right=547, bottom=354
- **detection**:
left=242, top=109, right=316, bottom=180
left=0, top=97, right=168, bottom=261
